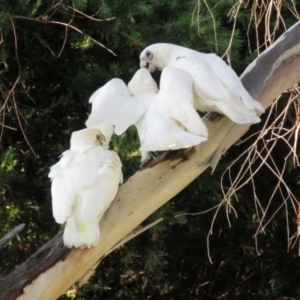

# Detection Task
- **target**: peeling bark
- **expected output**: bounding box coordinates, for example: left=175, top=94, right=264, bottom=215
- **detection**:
left=0, top=231, right=70, bottom=299
left=0, top=21, right=300, bottom=300
left=210, top=21, right=300, bottom=171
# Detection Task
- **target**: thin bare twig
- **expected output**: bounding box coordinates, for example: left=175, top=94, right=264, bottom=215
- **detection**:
left=0, top=224, right=25, bottom=250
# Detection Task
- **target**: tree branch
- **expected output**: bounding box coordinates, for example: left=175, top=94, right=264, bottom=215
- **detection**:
left=0, top=224, right=25, bottom=251
left=0, top=231, right=70, bottom=299
left=211, top=21, right=300, bottom=171
left=1, top=21, right=300, bottom=300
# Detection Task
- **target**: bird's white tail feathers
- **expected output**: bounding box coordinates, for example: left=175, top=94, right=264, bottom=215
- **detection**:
left=211, top=101, right=261, bottom=124
left=140, top=129, right=207, bottom=152
left=63, top=216, right=100, bottom=248
left=237, top=89, right=265, bottom=114
left=180, top=107, right=208, bottom=137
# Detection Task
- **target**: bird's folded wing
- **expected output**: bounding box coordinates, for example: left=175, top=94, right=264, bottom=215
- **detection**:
left=80, top=152, right=122, bottom=221
left=49, top=151, right=78, bottom=224
left=173, top=56, right=230, bottom=103
left=204, top=53, right=264, bottom=112
left=158, top=66, right=208, bottom=137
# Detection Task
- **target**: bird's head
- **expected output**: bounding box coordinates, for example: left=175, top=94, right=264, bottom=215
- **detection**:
left=140, top=49, right=156, bottom=72
left=71, top=128, right=106, bottom=149
left=95, top=131, right=106, bottom=146
left=128, top=68, right=158, bottom=96
left=140, top=44, right=170, bottom=72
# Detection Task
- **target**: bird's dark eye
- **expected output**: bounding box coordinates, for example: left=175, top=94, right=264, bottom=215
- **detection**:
left=96, top=134, right=103, bottom=145
left=146, top=51, right=154, bottom=61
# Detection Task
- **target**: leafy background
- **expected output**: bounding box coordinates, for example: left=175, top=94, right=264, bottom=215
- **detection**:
left=0, top=0, right=300, bottom=299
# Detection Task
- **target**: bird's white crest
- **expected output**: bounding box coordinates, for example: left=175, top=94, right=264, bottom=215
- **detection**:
left=140, top=43, right=265, bottom=124
left=49, top=128, right=123, bottom=248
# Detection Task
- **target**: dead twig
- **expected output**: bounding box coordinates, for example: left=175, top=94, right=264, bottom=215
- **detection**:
left=0, top=224, right=26, bottom=250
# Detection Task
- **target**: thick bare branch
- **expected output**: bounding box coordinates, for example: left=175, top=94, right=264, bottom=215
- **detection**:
left=1, top=21, right=300, bottom=300
left=211, top=21, right=300, bottom=171
left=0, top=231, right=70, bottom=299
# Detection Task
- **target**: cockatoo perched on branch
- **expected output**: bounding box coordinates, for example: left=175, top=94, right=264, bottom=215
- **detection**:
left=49, top=128, right=123, bottom=248
left=140, top=43, right=265, bottom=124
left=85, top=68, right=208, bottom=162
left=128, top=68, right=208, bottom=161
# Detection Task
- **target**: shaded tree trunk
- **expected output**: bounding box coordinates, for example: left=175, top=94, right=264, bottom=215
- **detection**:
left=1, top=21, right=300, bottom=300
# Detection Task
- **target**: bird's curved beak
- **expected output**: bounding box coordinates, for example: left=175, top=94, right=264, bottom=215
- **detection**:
left=140, top=60, right=147, bottom=68
left=148, top=64, right=156, bottom=73
left=140, top=60, right=156, bottom=73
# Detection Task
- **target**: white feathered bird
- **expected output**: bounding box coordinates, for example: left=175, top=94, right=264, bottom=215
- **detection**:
left=140, top=43, right=265, bottom=124
left=85, top=78, right=149, bottom=148
left=128, top=67, right=208, bottom=161
left=49, top=128, right=123, bottom=248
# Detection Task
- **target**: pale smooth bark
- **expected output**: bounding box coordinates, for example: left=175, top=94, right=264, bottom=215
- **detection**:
left=211, top=21, right=300, bottom=171
left=1, top=21, right=300, bottom=300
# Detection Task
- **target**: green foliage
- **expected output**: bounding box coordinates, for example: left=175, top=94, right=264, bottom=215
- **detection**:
left=0, top=148, right=17, bottom=185
left=0, top=0, right=300, bottom=299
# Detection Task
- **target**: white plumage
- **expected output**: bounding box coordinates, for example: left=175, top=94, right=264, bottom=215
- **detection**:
left=85, top=79, right=148, bottom=148
left=140, top=43, right=265, bottom=124
left=128, top=68, right=208, bottom=161
left=49, top=128, right=123, bottom=248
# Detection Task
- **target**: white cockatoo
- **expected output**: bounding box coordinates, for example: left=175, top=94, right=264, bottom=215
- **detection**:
left=85, top=79, right=149, bottom=148
left=49, top=128, right=123, bottom=248
left=128, top=67, right=208, bottom=161
left=139, top=43, right=265, bottom=124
